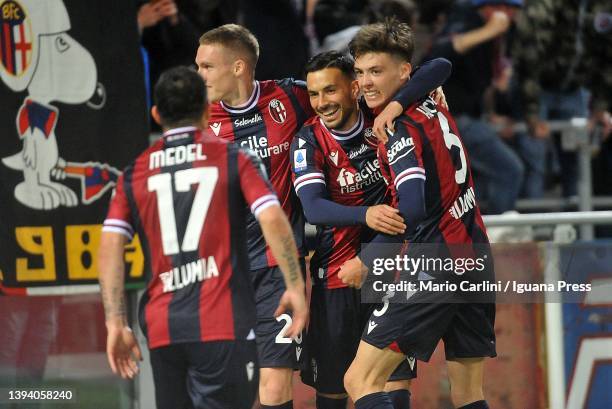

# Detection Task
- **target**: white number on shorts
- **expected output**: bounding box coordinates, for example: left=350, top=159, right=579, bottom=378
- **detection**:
left=438, top=112, right=467, bottom=185
left=373, top=290, right=394, bottom=317
left=148, top=167, right=219, bottom=255
left=275, top=313, right=293, bottom=344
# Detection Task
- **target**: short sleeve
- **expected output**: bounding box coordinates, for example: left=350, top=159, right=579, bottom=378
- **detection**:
left=237, top=148, right=280, bottom=218
left=102, top=173, right=134, bottom=240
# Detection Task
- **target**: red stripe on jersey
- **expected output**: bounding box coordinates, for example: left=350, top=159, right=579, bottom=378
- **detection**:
left=129, top=154, right=174, bottom=348
left=199, top=277, right=235, bottom=340
left=259, top=83, right=301, bottom=266
left=422, top=110, right=473, bottom=245
left=325, top=226, right=361, bottom=289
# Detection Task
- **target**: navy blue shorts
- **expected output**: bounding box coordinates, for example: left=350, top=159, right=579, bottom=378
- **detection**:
left=362, top=293, right=497, bottom=362
left=301, top=286, right=416, bottom=394
left=149, top=340, right=258, bottom=409
left=251, top=258, right=307, bottom=368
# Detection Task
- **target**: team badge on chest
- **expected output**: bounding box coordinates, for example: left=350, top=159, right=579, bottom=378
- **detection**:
left=268, top=99, right=287, bottom=124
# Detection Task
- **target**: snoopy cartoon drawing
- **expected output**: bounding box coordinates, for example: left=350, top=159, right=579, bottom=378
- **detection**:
left=0, top=0, right=114, bottom=210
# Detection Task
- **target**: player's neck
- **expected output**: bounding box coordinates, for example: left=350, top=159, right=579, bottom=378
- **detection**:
left=334, top=107, right=360, bottom=133
left=223, top=79, right=256, bottom=108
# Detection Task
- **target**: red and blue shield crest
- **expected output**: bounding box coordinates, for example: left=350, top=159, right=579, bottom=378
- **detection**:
left=0, top=0, right=32, bottom=76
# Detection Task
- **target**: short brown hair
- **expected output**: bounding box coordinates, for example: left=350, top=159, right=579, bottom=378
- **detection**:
left=349, top=18, right=414, bottom=63
left=199, top=24, right=260, bottom=69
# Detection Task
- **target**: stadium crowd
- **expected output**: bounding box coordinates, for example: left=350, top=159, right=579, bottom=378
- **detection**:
left=137, top=0, right=612, bottom=215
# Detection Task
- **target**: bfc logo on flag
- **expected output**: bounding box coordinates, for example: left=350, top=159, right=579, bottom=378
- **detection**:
left=0, top=0, right=32, bottom=76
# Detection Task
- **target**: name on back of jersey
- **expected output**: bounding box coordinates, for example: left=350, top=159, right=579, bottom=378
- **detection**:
left=449, top=186, right=476, bottom=219
left=387, top=136, right=414, bottom=165
left=159, top=256, right=219, bottom=293
left=415, top=97, right=438, bottom=119
left=149, top=144, right=207, bottom=170
left=240, top=134, right=289, bottom=159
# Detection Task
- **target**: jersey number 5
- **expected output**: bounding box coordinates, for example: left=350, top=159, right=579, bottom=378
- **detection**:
left=148, top=167, right=219, bottom=256
left=438, top=112, right=467, bottom=185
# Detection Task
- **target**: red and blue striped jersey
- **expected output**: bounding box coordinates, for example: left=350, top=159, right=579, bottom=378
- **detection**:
left=378, top=97, right=489, bottom=245
left=291, top=111, right=390, bottom=288
left=103, top=127, right=278, bottom=349
left=205, top=79, right=313, bottom=269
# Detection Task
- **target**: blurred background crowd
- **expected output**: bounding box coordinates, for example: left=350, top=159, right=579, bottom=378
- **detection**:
left=136, top=0, right=611, bottom=216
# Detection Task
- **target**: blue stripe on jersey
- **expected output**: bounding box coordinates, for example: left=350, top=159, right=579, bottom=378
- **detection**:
left=230, top=105, right=272, bottom=270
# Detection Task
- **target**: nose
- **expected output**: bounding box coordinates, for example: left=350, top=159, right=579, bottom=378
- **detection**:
left=198, top=68, right=207, bottom=81
left=315, top=93, right=328, bottom=111
left=360, top=72, right=373, bottom=88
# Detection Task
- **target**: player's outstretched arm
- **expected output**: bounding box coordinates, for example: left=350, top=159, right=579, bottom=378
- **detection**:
left=98, top=232, right=142, bottom=379
left=257, top=205, right=308, bottom=338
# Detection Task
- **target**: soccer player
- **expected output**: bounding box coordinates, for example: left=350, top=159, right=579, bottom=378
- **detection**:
left=98, top=67, right=307, bottom=409
left=340, top=20, right=496, bottom=409
left=195, top=23, right=452, bottom=409
left=291, top=51, right=451, bottom=409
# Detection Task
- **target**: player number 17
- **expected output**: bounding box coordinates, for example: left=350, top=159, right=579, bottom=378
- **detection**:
left=148, top=167, right=219, bottom=256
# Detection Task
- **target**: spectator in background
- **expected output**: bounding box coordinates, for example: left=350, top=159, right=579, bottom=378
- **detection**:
left=313, top=0, right=419, bottom=54
left=137, top=0, right=201, bottom=104
left=425, top=0, right=525, bottom=214
left=313, top=0, right=367, bottom=51
left=483, top=58, right=548, bottom=198
left=512, top=0, right=612, bottom=198
left=239, top=0, right=310, bottom=79
left=179, top=0, right=239, bottom=33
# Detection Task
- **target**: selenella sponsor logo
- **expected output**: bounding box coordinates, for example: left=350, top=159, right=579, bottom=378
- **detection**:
left=234, top=113, right=263, bottom=128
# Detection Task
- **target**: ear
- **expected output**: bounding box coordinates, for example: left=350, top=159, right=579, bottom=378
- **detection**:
left=233, top=59, right=246, bottom=77
left=350, top=79, right=360, bottom=100
left=151, top=106, right=162, bottom=126
left=399, top=62, right=412, bottom=81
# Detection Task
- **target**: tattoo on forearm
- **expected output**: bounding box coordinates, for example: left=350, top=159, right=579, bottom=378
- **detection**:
left=100, top=281, right=126, bottom=319
left=280, top=235, right=300, bottom=285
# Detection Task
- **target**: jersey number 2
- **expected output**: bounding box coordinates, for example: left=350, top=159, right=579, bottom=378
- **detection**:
left=148, top=167, right=219, bottom=256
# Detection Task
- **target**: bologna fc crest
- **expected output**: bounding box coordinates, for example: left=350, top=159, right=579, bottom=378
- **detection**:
left=364, top=127, right=378, bottom=146
left=268, top=98, right=287, bottom=124
left=0, top=0, right=33, bottom=76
